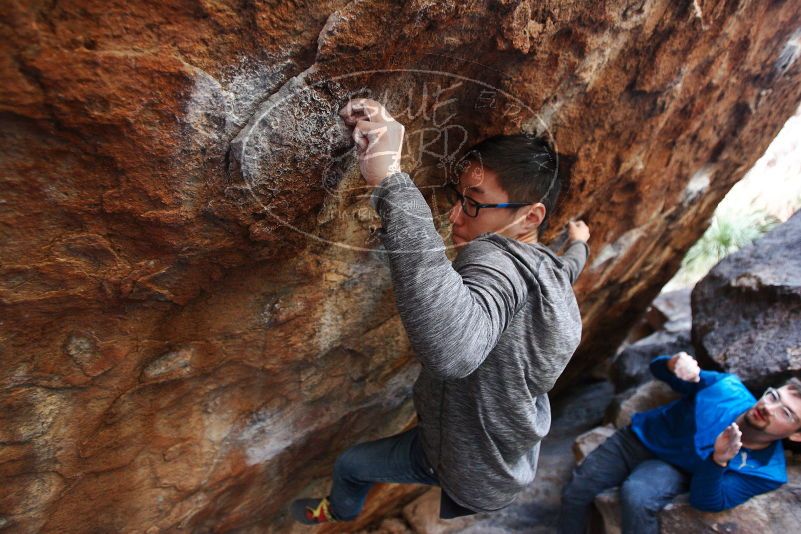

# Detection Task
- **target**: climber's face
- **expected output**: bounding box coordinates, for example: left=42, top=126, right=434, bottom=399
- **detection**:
left=446, top=160, right=540, bottom=247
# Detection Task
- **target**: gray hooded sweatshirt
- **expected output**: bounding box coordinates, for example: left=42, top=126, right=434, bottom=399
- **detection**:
left=369, top=171, right=589, bottom=513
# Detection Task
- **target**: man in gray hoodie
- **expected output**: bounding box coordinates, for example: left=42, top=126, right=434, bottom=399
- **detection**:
left=291, top=98, right=590, bottom=524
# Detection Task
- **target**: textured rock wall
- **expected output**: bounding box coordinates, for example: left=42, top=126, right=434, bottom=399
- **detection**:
left=2, top=1, right=801, bottom=532
left=692, top=209, right=801, bottom=392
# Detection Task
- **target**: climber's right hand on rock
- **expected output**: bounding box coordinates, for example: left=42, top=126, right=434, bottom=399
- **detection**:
left=339, top=98, right=405, bottom=187
left=668, top=351, right=701, bottom=382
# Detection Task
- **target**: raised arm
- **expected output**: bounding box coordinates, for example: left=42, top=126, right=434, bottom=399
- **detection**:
left=649, top=353, right=728, bottom=395
left=561, top=239, right=589, bottom=285
left=369, top=171, right=529, bottom=380
left=560, top=220, right=590, bottom=285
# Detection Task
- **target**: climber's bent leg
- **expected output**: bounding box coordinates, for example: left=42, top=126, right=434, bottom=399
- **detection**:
left=328, top=425, right=438, bottom=521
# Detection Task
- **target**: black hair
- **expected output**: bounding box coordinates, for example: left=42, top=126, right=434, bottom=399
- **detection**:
left=457, top=134, right=562, bottom=232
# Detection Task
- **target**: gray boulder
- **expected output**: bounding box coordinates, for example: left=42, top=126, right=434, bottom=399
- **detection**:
left=646, top=288, right=693, bottom=333
left=692, top=210, right=801, bottom=391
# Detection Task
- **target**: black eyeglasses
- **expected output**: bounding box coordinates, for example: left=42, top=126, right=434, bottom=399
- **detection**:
left=442, top=182, right=533, bottom=218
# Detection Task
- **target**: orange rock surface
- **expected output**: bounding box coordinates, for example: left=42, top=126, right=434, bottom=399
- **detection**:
left=2, top=1, right=801, bottom=531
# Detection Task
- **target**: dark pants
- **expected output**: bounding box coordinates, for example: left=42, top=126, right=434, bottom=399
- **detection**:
left=328, top=425, right=476, bottom=520
left=558, top=426, right=689, bottom=534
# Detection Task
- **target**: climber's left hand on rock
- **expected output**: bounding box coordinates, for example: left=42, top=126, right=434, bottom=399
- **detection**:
left=567, top=220, right=590, bottom=243
left=339, top=98, right=405, bottom=187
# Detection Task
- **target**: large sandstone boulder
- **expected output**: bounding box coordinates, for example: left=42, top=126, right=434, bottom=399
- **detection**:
left=3, top=1, right=801, bottom=531
left=692, top=210, right=801, bottom=391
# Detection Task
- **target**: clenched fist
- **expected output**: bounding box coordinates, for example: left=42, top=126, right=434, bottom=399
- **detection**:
left=567, top=220, right=590, bottom=243
left=668, top=351, right=701, bottom=383
left=339, top=98, right=405, bottom=187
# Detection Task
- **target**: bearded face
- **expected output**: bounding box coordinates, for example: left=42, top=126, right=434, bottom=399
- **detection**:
left=744, top=385, right=801, bottom=439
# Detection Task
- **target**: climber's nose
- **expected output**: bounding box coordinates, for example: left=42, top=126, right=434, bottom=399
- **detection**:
left=449, top=202, right=463, bottom=225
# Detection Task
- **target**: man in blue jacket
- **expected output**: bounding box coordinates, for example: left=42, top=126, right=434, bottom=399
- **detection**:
left=559, top=351, right=801, bottom=534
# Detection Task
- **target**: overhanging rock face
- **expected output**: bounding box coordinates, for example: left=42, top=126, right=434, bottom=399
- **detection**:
left=2, top=1, right=801, bottom=531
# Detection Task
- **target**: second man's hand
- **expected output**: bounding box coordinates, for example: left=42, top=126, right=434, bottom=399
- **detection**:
left=668, top=351, right=701, bottom=383
left=713, top=422, right=743, bottom=467
left=339, top=98, right=405, bottom=187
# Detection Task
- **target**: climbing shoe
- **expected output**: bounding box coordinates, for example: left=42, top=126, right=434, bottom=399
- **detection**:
left=290, top=496, right=341, bottom=524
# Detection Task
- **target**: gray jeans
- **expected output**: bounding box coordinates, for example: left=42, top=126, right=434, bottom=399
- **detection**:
left=558, top=426, right=689, bottom=534
left=328, top=425, right=477, bottom=521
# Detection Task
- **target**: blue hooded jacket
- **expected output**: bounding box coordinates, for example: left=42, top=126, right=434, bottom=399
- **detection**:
left=630, top=355, right=787, bottom=512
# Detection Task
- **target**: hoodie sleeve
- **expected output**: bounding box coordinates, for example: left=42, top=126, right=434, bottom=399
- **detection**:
left=561, top=239, right=589, bottom=285
left=369, top=171, right=529, bottom=380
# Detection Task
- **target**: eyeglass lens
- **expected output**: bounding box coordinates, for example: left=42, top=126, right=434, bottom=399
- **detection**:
left=443, top=184, right=478, bottom=216
left=763, top=388, right=796, bottom=422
